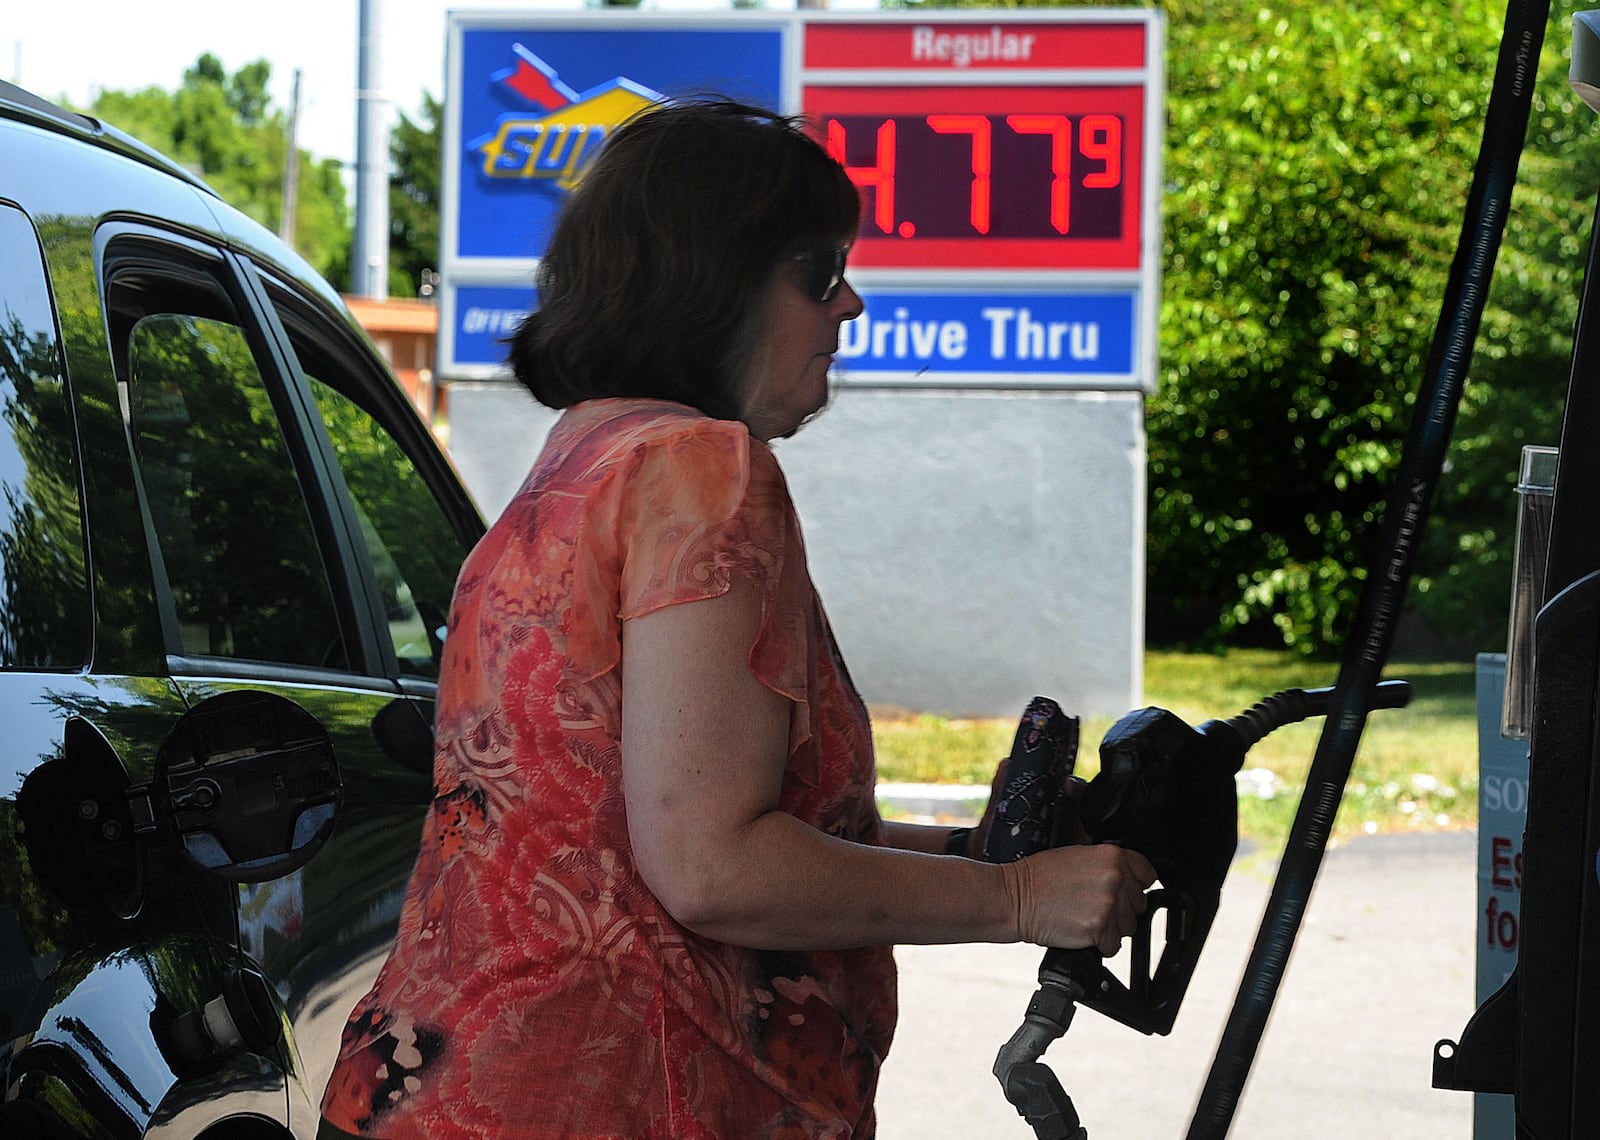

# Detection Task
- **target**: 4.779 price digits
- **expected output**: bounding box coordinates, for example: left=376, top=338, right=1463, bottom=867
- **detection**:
left=825, top=113, right=1124, bottom=243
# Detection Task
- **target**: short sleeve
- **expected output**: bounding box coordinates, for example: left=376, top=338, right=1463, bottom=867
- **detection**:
left=566, top=418, right=815, bottom=761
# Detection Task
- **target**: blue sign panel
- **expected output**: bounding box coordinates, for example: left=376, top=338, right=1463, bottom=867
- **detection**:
left=452, top=286, right=1137, bottom=379
left=452, top=284, right=537, bottom=369
left=454, top=25, right=784, bottom=262
left=839, top=291, right=1135, bottom=377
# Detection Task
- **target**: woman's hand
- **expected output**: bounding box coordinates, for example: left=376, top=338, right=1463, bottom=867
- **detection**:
left=1003, top=843, right=1158, bottom=955
left=975, top=753, right=1154, bottom=954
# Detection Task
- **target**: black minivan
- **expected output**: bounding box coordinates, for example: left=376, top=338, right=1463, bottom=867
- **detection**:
left=0, top=82, right=483, bottom=1138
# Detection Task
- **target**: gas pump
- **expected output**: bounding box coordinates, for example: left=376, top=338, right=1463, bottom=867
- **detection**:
left=1432, top=12, right=1600, bottom=1136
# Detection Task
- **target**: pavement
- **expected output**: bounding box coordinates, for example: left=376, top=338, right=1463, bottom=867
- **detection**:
left=872, top=787, right=1482, bottom=1140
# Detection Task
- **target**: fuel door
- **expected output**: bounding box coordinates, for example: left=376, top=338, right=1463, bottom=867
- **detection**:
left=132, top=691, right=340, bottom=882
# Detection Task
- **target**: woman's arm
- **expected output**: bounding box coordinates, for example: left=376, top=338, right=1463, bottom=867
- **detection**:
left=621, top=574, right=1153, bottom=953
left=878, top=754, right=1012, bottom=858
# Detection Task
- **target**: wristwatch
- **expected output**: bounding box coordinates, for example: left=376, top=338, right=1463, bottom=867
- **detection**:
left=944, top=826, right=974, bottom=858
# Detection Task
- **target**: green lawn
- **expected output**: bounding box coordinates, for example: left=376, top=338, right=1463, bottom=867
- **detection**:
left=872, top=648, right=1481, bottom=848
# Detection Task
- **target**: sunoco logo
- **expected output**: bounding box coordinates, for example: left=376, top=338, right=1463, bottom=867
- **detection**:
left=469, top=45, right=663, bottom=190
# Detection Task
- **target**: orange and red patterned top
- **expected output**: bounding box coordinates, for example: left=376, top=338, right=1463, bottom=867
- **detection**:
left=320, top=399, right=897, bottom=1139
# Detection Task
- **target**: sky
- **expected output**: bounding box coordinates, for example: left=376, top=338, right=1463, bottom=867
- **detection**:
left=9, top=0, right=867, bottom=168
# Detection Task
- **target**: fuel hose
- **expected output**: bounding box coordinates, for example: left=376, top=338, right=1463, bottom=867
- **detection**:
left=1183, top=1, right=1550, bottom=1135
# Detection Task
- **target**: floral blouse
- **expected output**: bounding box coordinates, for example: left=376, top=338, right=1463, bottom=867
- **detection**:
left=320, top=399, right=897, bottom=1138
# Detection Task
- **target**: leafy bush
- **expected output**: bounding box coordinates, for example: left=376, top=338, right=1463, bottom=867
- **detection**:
left=1148, top=0, right=1595, bottom=654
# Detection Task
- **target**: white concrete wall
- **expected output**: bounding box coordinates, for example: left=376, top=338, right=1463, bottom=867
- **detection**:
left=444, top=381, right=1144, bottom=718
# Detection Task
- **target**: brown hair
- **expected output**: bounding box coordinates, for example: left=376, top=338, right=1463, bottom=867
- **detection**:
left=507, top=99, right=860, bottom=419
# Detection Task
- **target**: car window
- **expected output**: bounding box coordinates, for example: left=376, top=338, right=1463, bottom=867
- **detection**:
left=117, top=278, right=348, bottom=669
left=0, top=204, right=89, bottom=669
left=253, top=276, right=475, bottom=682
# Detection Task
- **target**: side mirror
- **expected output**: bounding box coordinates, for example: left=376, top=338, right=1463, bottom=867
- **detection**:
left=131, top=691, right=340, bottom=882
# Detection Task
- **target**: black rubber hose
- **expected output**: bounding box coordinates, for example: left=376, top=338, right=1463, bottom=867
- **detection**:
left=1183, top=2, right=1550, bottom=1136
left=1216, top=679, right=1412, bottom=752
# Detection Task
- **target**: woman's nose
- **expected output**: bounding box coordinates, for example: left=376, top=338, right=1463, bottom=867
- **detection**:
left=833, top=278, right=865, bottom=321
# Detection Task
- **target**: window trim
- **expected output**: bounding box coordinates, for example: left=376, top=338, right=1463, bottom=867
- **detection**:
left=167, top=655, right=400, bottom=693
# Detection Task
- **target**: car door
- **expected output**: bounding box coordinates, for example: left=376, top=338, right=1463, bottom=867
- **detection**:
left=233, top=263, right=483, bottom=1132
left=98, top=227, right=479, bottom=1137
left=0, top=199, right=287, bottom=1140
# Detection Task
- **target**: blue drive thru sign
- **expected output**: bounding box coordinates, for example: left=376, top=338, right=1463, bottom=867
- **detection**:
left=452, top=284, right=536, bottom=370
left=838, top=291, right=1135, bottom=384
left=440, top=11, right=1163, bottom=389
left=449, top=285, right=1136, bottom=385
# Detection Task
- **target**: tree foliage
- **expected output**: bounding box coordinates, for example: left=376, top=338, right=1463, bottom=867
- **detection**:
left=1149, top=0, right=1597, bottom=654
left=1149, top=0, right=1495, bottom=651
left=84, top=54, right=353, bottom=287
left=388, top=92, right=443, bottom=299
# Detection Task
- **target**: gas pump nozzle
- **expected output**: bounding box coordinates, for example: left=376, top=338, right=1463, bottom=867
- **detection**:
left=988, top=680, right=1413, bottom=1138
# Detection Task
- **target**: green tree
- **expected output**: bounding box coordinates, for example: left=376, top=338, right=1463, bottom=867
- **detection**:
left=84, top=55, right=352, bottom=288
left=1147, top=0, right=1511, bottom=652
left=1148, top=0, right=1600, bottom=656
left=1408, top=1, right=1600, bottom=650
left=388, top=92, right=442, bottom=299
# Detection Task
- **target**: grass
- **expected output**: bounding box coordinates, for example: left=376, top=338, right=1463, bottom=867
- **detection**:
left=872, top=648, right=1481, bottom=850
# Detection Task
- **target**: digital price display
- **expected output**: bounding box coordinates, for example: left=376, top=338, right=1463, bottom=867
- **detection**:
left=803, top=85, right=1146, bottom=271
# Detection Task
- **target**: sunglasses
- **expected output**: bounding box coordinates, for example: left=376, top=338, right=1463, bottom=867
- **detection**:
left=789, top=245, right=851, bottom=303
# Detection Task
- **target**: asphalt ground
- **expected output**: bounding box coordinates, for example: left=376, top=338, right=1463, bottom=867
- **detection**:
left=872, top=825, right=1481, bottom=1140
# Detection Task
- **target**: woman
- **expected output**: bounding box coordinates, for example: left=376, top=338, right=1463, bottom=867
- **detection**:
left=319, top=99, right=1154, bottom=1139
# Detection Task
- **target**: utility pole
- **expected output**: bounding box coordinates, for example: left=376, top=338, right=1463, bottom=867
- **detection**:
left=353, top=0, right=391, bottom=299
left=280, top=69, right=302, bottom=248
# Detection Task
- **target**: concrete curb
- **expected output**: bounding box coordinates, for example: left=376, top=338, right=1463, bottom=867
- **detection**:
left=875, top=782, right=987, bottom=824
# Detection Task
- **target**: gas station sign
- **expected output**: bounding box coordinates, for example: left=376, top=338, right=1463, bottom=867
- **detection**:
left=441, top=9, right=1163, bottom=389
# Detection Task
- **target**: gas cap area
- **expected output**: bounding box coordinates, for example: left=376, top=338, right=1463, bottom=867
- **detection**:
left=135, top=691, right=341, bottom=883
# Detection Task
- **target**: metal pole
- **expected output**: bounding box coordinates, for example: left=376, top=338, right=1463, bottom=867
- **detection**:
left=354, top=0, right=390, bottom=299
left=280, top=69, right=302, bottom=248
